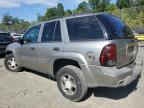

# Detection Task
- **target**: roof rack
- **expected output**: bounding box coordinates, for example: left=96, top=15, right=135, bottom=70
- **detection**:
left=43, top=12, right=108, bottom=22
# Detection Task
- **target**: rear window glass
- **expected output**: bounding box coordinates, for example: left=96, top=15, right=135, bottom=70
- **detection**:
left=104, top=15, right=134, bottom=39
left=66, top=15, right=104, bottom=41
left=0, top=33, right=12, bottom=42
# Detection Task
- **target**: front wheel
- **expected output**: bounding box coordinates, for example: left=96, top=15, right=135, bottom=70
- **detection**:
left=4, top=54, right=22, bottom=72
left=56, top=65, right=88, bottom=102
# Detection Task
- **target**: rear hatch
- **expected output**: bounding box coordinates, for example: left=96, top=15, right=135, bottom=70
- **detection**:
left=101, top=14, right=138, bottom=68
left=115, top=39, right=137, bottom=68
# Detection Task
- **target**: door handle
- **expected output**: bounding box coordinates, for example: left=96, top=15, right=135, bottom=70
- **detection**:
left=30, top=47, right=35, bottom=50
left=53, top=47, right=60, bottom=51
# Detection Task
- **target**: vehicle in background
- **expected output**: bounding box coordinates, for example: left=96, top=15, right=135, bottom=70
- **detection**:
left=12, top=34, right=23, bottom=41
left=134, top=34, right=144, bottom=41
left=10, top=32, right=23, bottom=41
left=133, top=28, right=144, bottom=41
left=0, top=32, right=14, bottom=55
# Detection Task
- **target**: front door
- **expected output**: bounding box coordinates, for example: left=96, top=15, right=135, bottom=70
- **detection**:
left=17, top=24, right=41, bottom=70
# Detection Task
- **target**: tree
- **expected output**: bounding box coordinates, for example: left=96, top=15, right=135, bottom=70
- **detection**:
left=88, top=0, right=110, bottom=12
left=99, top=0, right=111, bottom=12
left=1, top=13, right=30, bottom=33
left=37, top=13, right=43, bottom=22
left=57, top=3, right=65, bottom=17
left=2, top=13, right=13, bottom=25
left=41, top=3, right=65, bottom=21
left=105, top=4, right=117, bottom=11
left=65, top=10, right=73, bottom=15
left=139, top=0, right=144, bottom=6
left=116, top=0, right=144, bottom=9
left=13, top=17, right=20, bottom=24
left=89, top=0, right=99, bottom=11
left=76, top=1, right=90, bottom=14
left=44, top=7, right=57, bottom=20
left=132, top=0, right=144, bottom=7
left=116, top=0, right=131, bottom=9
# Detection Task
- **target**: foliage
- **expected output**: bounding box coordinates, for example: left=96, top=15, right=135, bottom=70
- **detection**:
left=116, top=0, right=144, bottom=9
left=1, top=13, right=30, bottom=33
left=105, top=4, right=118, bottom=11
left=44, top=7, right=58, bottom=20
left=2, top=13, right=13, bottom=25
left=57, top=3, right=65, bottom=17
left=76, top=2, right=90, bottom=14
left=65, top=10, right=73, bottom=16
left=122, top=7, right=144, bottom=28
left=38, top=3, right=65, bottom=21
left=89, top=0, right=111, bottom=12
left=116, top=0, right=131, bottom=9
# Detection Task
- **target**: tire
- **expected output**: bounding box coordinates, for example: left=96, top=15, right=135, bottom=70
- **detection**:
left=4, top=54, right=22, bottom=72
left=56, top=65, right=88, bottom=102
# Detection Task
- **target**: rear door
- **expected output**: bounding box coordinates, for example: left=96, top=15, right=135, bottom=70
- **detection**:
left=100, top=14, right=138, bottom=68
left=36, top=20, right=63, bottom=75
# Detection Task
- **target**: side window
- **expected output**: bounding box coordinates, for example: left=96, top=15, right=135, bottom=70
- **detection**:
left=23, top=25, right=41, bottom=43
left=66, top=16, right=104, bottom=41
left=41, top=21, right=61, bottom=42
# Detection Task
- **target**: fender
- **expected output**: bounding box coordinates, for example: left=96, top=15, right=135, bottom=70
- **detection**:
left=52, top=51, right=93, bottom=85
left=52, top=51, right=88, bottom=65
left=5, top=43, right=20, bottom=57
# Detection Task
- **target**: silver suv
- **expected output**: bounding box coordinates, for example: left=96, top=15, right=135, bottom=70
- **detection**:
left=4, top=13, right=143, bottom=102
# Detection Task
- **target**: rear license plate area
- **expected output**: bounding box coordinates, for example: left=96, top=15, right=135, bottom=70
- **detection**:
left=126, top=43, right=137, bottom=56
left=128, top=45, right=134, bottom=53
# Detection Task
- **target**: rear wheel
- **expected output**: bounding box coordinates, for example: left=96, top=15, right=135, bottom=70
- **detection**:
left=57, top=65, right=88, bottom=102
left=4, top=54, right=22, bottom=72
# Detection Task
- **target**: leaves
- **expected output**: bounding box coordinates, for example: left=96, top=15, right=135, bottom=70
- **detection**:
left=1, top=13, right=30, bottom=33
left=38, top=3, right=65, bottom=21
left=76, top=2, right=91, bottom=14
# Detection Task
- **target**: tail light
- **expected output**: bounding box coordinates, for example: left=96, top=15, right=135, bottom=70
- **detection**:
left=100, top=44, right=117, bottom=66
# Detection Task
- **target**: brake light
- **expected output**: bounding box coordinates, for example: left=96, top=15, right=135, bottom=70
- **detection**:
left=100, top=44, right=117, bottom=66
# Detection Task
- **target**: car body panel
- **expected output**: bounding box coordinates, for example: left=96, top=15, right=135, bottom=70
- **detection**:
left=113, top=39, right=138, bottom=68
left=17, top=43, right=38, bottom=69
left=35, top=42, right=64, bottom=75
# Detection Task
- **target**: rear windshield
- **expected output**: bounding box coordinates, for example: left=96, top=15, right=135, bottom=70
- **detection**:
left=0, top=33, right=12, bottom=42
left=104, top=15, right=134, bottom=39
left=66, top=15, right=104, bottom=41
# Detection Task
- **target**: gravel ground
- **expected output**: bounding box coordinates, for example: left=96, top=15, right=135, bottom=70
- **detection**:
left=0, top=43, right=144, bottom=108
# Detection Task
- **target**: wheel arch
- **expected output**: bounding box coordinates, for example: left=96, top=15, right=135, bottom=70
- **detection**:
left=53, top=58, right=82, bottom=77
left=5, top=50, right=13, bottom=55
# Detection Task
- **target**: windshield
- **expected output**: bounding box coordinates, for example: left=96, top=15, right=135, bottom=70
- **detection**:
left=104, top=14, right=134, bottom=39
left=0, top=33, right=12, bottom=42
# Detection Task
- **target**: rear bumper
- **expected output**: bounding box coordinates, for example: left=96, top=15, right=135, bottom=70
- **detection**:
left=114, top=61, right=142, bottom=88
left=81, top=61, right=143, bottom=88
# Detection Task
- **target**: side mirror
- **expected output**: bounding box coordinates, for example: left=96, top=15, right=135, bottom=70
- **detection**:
left=18, top=38, right=24, bottom=44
